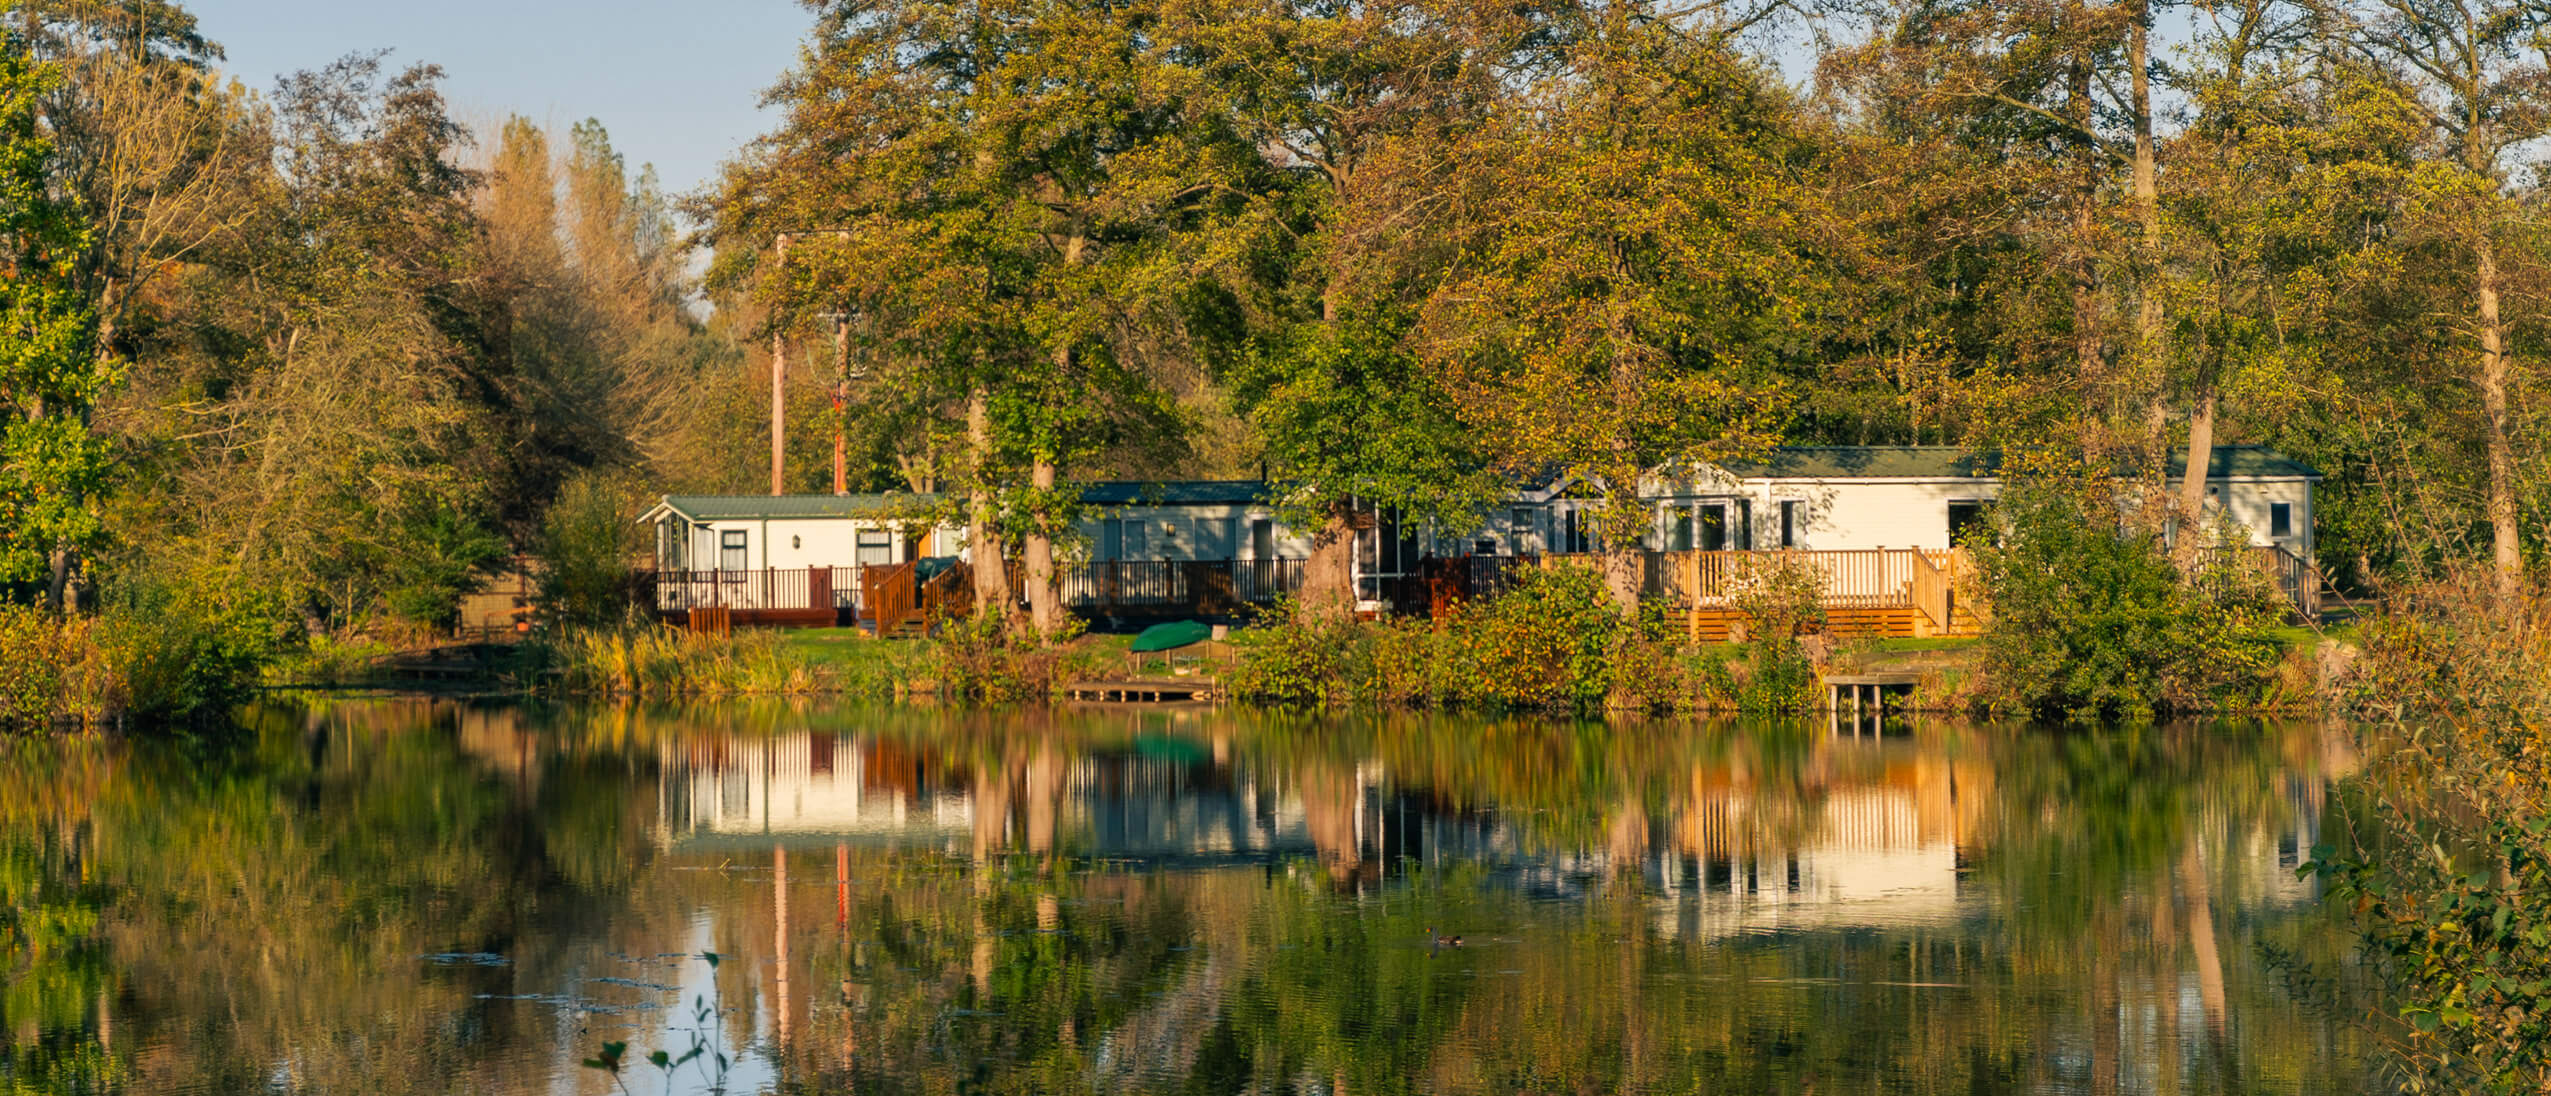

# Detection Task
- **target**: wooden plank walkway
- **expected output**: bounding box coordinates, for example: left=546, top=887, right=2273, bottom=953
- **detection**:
left=1062, top=677, right=1223, bottom=703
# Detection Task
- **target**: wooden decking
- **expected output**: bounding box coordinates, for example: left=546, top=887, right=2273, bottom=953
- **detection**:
left=1062, top=677, right=1224, bottom=702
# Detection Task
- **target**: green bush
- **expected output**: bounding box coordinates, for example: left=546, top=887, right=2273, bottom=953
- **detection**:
left=535, top=472, right=648, bottom=630
left=0, top=604, right=66, bottom=729
left=928, top=612, right=1089, bottom=701
left=1725, top=554, right=1827, bottom=713
left=1233, top=567, right=1700, bottom=711
left=2, top=570, right=293, bottom=730
left=1226, top=598, right=1379, bottom=705
left=90, top=571, right=295, bottom=723
left=378, top=500, right=508, bottom=630
left=1970, top=488, right=2284, bottom=720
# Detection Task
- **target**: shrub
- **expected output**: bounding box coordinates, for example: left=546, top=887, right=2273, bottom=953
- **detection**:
left=378, top=500, right=509, bottom=630
left=88, top=571, right=295, bottom=723
left=1726, top=554, right=1827, bottom=713
left=535, top=471, right=649, bottom=630
left=1969, top=488, right=2284, bottom=720
left=929, top=612, right=1088, bottom=701
left=2305, top=573, right=2551, bottom=1092
left=0, top=604, right=65, bottom=729
left=1227, top=598, right=1380, bottom=705
left=1232, top=567, right=1693, bottom=711
left=2308, top=720, right=2551, bottom=1094
left=2, top=569, right=293, bottom=730
left=1430, top=565, right=1627, bottom=709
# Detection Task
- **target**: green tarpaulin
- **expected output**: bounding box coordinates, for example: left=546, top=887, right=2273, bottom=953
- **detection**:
left=1130, top=620, right=1213, bottom=652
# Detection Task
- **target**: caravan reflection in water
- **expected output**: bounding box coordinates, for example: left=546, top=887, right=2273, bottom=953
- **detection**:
left=0, top=703, right=2375, bottom=1095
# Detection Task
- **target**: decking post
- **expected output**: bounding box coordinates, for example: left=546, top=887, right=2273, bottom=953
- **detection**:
left=1684, top=551, right=1700, bottom=645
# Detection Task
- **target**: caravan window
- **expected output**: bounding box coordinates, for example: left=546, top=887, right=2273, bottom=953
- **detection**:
left=1947, top=501, right=1990, bottom=546
left=1777, top=500, right=1799, bottom=549
left=856, top=529, right=892, bottom=568
left=2270, top=502, right=2293, bottom=538
left=1698, top=504, right=1728, bottom=551
left=719, top=530, right=748, bottom=571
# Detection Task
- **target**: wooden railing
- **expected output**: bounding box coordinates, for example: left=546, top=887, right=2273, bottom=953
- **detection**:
left=1910, top=549, right=1952, bottom=630
left=922, top=560, right=973, bottom=620
left=2195, top=544, right=2322, bottom=617
left=1063, top=559, right=1304, bottom=615
left=654, top=567, right=850, bottom=613
left=863, top=562, right=917, bottom=634
left=1642, top=549, right=1946, bottom=610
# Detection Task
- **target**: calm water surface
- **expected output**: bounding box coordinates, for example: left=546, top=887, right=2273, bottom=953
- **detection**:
left=0, top=702, right=2381, bottom=1094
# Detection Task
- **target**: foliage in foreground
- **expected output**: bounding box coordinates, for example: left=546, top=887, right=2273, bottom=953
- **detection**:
left=0, top=574, right=290, bottom=730
left=538, top=627, right=829, bottom=697
left=1969, top=489, right=2287, bottom=720
left=535, top=617, right=1110, bottom=700
left=2303, top=577, right=2551, bottom=1094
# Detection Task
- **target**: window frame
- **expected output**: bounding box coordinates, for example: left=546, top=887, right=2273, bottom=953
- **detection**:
left=719, top=529, right=748, bottom=572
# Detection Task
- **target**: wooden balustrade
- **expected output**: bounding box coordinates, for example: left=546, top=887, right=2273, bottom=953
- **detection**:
left=864, top=562, right=917, bottom=636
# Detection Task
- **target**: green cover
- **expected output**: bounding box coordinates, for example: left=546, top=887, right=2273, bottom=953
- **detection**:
left=1130, top=620, right=1213, bottom=652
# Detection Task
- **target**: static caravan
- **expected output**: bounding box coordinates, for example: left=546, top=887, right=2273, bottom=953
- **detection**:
left=1073, top=481, right=1315, bottom=614
left=643, top=493, right=960, bottom=624
left=1702, top=445, right=2319, bottom=556
left=1074, top=481, right=1313, bottom=564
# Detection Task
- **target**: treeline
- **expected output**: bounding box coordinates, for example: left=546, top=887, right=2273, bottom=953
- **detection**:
left=0, top=0, right=752, bottom=646
left=717, top=0, right=2551, bottom=625
left=7, top=0, right=2551, bottom=645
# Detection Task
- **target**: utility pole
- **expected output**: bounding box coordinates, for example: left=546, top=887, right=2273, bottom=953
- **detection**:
left=832, top=312, right=850, bottom=496
left=770, top=232, right=791, bottom=497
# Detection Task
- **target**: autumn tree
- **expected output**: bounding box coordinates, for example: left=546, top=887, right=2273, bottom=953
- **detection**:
left=2311, top=0, right=2551, bottom=593
left=1169, top=0, right=1516, bottom=618
left=1411, top=3, right=1823, bottom=611
left=715, top=0, right=1238, bottom=634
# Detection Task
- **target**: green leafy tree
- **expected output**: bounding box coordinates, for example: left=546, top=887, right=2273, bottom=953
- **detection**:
left=1410, top=9, right=1821, bottom=611
left=0, top=5, right=108, bottom=608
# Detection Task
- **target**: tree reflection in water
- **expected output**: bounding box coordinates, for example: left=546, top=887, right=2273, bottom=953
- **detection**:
left=0, top=703, right=2380, bottom=1094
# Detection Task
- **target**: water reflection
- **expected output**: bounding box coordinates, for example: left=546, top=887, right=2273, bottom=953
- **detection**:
left=0, top=704, right=2377, bottom=1094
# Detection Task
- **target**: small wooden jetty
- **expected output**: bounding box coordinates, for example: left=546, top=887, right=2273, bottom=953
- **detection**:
left=1062, top=676, right=1223, bottom=703
left=1825, top=671, right=1922, bottom=735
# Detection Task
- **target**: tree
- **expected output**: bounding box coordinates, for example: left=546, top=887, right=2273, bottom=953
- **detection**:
left=2314, top=0, right=2551, bottom=594
left=1171, top=0, right=1515, bottom=618
left=714, top=0, right=1235, bottom=636
left=1410, top=4, right=1821, bottom=611
left=0, top=4, right=108, bottom=608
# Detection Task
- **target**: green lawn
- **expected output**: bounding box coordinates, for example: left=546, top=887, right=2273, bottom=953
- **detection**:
left=1859, top=636, right=1982, bottom=653
left=2270, top=621, right=2360, bottom=652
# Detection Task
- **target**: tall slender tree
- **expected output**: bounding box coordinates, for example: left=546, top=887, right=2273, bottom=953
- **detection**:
left=0, top=1, right=107, bottom=607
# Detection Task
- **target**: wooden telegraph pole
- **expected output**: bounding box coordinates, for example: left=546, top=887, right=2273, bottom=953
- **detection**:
left=770, top=232, right=792, bottom=496
left=832, top=313, right=850, bottom=496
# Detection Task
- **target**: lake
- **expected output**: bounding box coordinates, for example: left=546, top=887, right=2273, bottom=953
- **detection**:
left=0, top=701, right=2382, bottom=1093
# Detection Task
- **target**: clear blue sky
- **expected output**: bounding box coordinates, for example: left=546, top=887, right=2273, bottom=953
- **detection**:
left=195, top=0, right=812, bottom=201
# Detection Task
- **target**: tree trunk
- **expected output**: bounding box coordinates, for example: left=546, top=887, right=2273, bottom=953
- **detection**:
left=46, top=548, right=71, bottom=613
left=1302, top=507, right=1356, bottom=623
left=1602, top=545, right=1642, bottom=616
left=966, top=386, right=1010, bottom=617
left=770, top=234, right=790, bottom=497
left=2477, top=240, right=2524, bottom=596
left=2175, top=391, right=2216, bottom=560
left=1026, top=454, right=1061, bottom=635
left=2069, top=54, right=2105, bottom=391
